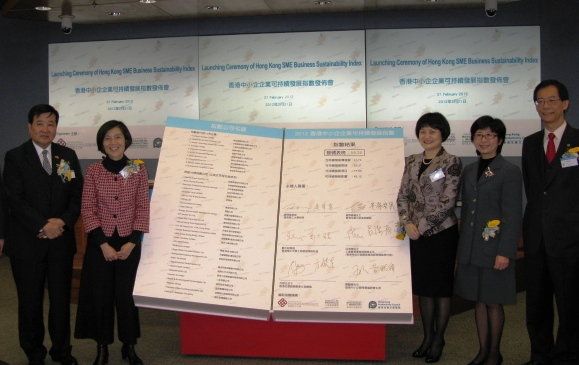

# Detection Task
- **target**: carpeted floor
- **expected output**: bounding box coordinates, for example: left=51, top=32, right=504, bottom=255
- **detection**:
left=0, top=256, right=531, bottom=364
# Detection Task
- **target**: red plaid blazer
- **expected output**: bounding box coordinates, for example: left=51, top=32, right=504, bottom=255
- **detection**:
left=81, top=161, right=149, bottom=237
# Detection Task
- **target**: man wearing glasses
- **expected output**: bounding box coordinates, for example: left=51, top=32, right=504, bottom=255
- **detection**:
left=522, top=80, right=579, bottom=365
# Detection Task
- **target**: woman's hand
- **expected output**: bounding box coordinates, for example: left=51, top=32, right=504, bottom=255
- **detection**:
left=404, top=223, right=420, bottom=240
left=117, top=242, right=136, bottom=260
left=493, top=255, right=510, bottom=270
left=100, top=242, right=118, bottom=261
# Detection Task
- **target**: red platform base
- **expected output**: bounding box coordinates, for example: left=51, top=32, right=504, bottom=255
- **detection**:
left=180, top=313, right=387, bottom=361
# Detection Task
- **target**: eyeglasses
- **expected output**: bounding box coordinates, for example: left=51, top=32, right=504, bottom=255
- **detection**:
left=534, top=98, right=561, bottom=106
left=474, top=132, right=497, bottom=140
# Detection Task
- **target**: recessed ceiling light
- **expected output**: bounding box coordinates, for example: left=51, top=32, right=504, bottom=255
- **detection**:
left=314, top=0, right=333, bottom=5
left=206, top=5, right=220, bottom=11
left=139, top=0, right=156, bottom=3
left=35, top=5, right=52, bottom=11
left=108, top=11, right=121, bottom=16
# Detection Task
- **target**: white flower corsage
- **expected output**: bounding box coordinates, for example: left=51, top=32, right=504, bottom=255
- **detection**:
left=56, top=158, right=75, bottom=182
left=120, top=159, right=144, bottom=179
left=482, top=219, right=500, bottom=241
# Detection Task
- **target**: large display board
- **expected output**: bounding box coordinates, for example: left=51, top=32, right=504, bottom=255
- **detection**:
left=198, top=31, right=366, bottom=128
left=366, top=26, right=540, bottom=156
left=133, top=118, right=412, bottom=324
left=49, top=37, right=199, bottom=159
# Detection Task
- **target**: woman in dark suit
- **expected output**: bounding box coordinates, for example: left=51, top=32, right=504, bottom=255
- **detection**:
left=397, top=112, right=462, bottom=363
left=455, top=116, right=522, bottom=365
left=75, top=120, right=150, bottom=365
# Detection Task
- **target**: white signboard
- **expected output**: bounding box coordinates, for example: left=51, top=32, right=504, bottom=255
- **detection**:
left=134, top=118, right=412, bottom=324
left=133, top=118, right=282, bottom=320
left=273, top=129, right=413, bottom=323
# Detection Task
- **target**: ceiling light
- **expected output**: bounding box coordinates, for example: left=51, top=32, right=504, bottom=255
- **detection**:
left=314, top=1, right=333, bottom=5
left=108, top=11, right=121, bottom=16
left=139, top=0, right=156, bottom=3
left=35, top=5, right=52, bottom=11
left=206, top=5, right=220, bottom=11
left=424, top=0, right=438, bottom=3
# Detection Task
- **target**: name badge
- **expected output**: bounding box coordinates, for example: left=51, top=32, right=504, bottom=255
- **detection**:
left=429, top=168, right=445, bottom=182
left=560, top=153, right=578, bottom=168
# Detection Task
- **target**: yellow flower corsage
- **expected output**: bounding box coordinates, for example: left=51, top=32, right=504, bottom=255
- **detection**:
left=120, top=159, right=144, bottom=179
left=482, top=219, right=501, bottom=241
left=395, top=223, right=406, bottom=240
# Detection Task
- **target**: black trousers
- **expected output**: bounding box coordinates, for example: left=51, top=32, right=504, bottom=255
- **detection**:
left=10, top=255, right=73, bottom=362
left=525, top=244, right=579, bottom=363
left=75, top=231, right=141, bottom=345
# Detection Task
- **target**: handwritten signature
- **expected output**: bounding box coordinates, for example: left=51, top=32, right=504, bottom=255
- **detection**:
left=352, top=263, right=395, bottom=277
left=288, top=257, right=336, bottom=276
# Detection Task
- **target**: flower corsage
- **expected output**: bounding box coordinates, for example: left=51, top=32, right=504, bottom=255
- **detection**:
left=482, top=219, right=500, bottom=241
left=560, top=146, right=579, bottom=168
left=56, top=158, right=75, bottom=182
left=562, top=146, right=579, bottom=159
left=395, top=223, right=406, bottom=240
left=120, top=159, right=144, bottom=179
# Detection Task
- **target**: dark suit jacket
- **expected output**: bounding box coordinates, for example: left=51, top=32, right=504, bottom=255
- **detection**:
left=522, top=124, right=579, bottom=258
left=457, top=155, right=522, bottom=268
left=3, top=140, right=83, bottom=260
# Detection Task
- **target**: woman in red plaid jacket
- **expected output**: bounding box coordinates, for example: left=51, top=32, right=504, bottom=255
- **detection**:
left=75, top=120, right=149, bottom=365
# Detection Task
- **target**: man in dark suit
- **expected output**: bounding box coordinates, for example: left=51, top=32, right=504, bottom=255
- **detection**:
left=522, top=80, right=579, bottom=365
left=3, top=104, right=83, bottom=365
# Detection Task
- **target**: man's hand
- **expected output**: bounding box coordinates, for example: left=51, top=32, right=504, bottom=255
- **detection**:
left=40, top=218, right=66, bottom=239
left=100, top=243, right=118, bottom=261
left=117, top=242, right=136, bottom=260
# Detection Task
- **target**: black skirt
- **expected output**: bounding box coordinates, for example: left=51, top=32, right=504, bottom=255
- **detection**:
left=410, top=225, right=458, bottom=297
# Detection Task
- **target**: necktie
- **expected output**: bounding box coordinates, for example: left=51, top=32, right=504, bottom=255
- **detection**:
left=546, top=132, right=556, bottom=164
left=42, top=149, right=52, bottom=175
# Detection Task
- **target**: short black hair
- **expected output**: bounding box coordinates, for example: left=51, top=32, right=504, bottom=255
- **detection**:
left=470, top=115, right=506, bottom=155
left=533, top=79, right=569, bottom=102
left=28, top=104, right=59, bottom=124
left=415, top=112, right=451, bottom=142
left=96, top=120, right=133, bottom=154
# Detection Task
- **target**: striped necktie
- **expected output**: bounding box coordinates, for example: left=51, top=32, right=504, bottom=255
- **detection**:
left=42, top=149, right=52, bottom=175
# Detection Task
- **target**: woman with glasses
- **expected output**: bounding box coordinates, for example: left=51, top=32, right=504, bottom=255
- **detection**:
left=397, top=112, right=462, bottom=363
left=455, top=116, right=522, bottom=365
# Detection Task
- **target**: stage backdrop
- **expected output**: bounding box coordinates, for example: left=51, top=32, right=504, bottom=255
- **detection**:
left=49, top=26, right=539, bottom=159
left=366, top=26, right=540, bottom=156
left=49, top=36, right=199, bottom=159
left=198, top=31, right=366, bottom=129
